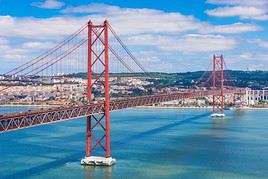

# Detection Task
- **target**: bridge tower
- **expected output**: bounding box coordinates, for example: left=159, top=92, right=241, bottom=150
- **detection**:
left=211, top=54, right=225, bottom=118
left=81, top=20, right=116, bottom=166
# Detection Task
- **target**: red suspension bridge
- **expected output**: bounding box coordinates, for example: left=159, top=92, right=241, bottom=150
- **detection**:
left=0, top=20, right=245, bottom=165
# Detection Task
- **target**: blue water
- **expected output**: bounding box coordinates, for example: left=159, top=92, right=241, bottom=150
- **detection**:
left=0, top=108, right=267, bottom=179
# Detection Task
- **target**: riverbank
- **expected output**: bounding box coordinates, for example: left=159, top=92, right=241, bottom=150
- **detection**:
left=136, top=106, right=211, bottom=109
left=137, top=105, right=268, bottom=110
left=0, top=104, right=58, bottom=107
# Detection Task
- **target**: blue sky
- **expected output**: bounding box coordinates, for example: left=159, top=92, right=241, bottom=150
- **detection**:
left=0, top=0, right=268, bottom=72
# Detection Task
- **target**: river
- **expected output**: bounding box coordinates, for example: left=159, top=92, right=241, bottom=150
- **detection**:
left=0, top=108, right=267, bottom=178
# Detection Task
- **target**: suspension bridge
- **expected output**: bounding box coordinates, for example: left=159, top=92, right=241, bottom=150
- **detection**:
left=0, top=20, right=245, bottom=166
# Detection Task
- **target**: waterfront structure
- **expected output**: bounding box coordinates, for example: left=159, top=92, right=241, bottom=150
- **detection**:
left=246, top=89, right=268, bottom=105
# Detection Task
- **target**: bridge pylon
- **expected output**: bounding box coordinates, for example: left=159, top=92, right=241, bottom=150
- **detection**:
left=81, top=20, right=116, bottom=166
left=211, top=54, right=225, bottom=118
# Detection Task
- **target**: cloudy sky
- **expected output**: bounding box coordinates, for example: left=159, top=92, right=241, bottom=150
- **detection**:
left=0, top=0, right=268, bottom=72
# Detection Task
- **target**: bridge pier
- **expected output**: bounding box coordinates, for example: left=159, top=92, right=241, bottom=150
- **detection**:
left=81, top=156, right=116, bottom=166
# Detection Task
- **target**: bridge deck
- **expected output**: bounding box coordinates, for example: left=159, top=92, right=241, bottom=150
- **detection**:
left=0, top=89, right=243, bottom=133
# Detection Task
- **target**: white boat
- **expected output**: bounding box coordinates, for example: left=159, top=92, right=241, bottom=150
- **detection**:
left=229, top=107, right=235, bottom=110
left=211, top=113, right=225, bottom=118
left=230, top=106, right=250, bottom=111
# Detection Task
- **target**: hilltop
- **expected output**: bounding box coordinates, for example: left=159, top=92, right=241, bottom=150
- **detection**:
left=66, top=70, right=268, bottom=90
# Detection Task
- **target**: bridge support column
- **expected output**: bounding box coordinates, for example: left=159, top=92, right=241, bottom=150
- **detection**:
left=211, top=55, right=225, bottom=118
left=81, top=20, right=116, bottom=166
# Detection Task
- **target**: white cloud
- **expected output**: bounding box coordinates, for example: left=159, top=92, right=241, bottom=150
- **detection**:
left=127, top=34, right=237, bottom=53
left=61, top=3, right=120, bottom=14
left=0, top=4, right=261, bottom=41
left=227, top=52, right=268, bottom=71
left=32, top=0, right=65, bottom=9
left=2, top=54, right=27, bottom=61
left=0, top=3, right=265, bottom=72
left=0, top=37, right=9, bottom=44
left=206, top=6, right=268, bottom=20
left=22, top=41, right=55, bottom=49
left=249, top=39, right=268, bottom=49
left=201, top=23, right=262, bottom=34
left=0, top=40, right=29, bottom=62
left=88, top=4, right=204, bottom=35
left=61, top=4, right=261, bottom=35
left=206, top=0, right=268, bottom=20
left=0, top=16, right=87, bottom=39
left=239, top=52, right=252, bottom=60
left=207, top=0, right=268, bottom=6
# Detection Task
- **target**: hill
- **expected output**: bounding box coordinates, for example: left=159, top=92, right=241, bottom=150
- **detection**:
left=65, top=70, right=268, bottom=90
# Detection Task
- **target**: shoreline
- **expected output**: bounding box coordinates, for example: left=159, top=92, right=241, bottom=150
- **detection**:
left=0, top=104, right=59, bottom=107
left=1, top=104, right=268, bottom=111
left=136, top=106, right=211, bottom=109
left=136, top=106, right=268, bottom=110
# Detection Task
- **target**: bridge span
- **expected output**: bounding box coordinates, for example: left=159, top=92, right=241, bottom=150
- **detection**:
left=0, top=89, right=243, bottom=133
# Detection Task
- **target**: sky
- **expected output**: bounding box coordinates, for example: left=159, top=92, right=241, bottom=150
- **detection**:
left=0, top=0, right=268, bottom=72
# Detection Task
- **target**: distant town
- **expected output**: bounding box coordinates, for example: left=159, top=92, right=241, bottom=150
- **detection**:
left=1, top=70, right=268, bottom=108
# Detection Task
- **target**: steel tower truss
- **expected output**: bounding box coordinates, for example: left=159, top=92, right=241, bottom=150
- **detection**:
left=212, top=55, right=225, bottom=114
left=86, top=21, right=111, bottom=158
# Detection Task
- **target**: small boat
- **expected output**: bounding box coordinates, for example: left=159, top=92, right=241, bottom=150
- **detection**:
left=211, top=113, right=225, bottom=118
left=230, top=106, right=249, bottom=111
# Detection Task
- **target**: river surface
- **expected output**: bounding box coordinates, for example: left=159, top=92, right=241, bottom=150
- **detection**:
left=0, top=108, right=267, bottom=179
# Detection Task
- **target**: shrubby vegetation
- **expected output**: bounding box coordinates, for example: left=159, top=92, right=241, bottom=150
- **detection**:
left=66, top=70, right=268, bottom=90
